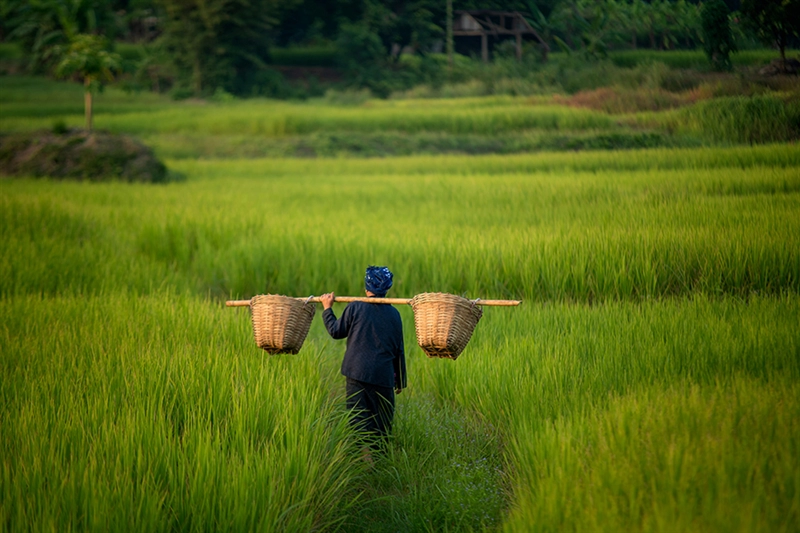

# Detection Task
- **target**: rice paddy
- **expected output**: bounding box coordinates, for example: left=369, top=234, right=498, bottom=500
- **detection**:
left=1, top=77, right=799, bottom=532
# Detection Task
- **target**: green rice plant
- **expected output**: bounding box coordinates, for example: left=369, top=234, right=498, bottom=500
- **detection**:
left=4, top=294, right=797, bottom=531
left=163, top=144, right=800, bottom=176
left=0, top=100, right=618, bottom=136
left=503, top=379, right=799, bottom=532
left=0, top=293, right=365, bottom=531
left=133, top=130, right=689, bottom=159
left=0, top=77, right=616, bottom=135
left=344, top=394, right=507, bottom=532
left=3, top=146, right=799, bottom=303
left=3, top=76, right=798, bottom=150
left=658, top=95, right=800, bottom=144
left=1, top=76, right=799, bottom=530
left=416, top=296, right=800, bottom=531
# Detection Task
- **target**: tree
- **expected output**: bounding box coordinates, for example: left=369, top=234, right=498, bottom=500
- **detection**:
left=523, top=0, right=555, bottom=61
left=549, top=0, right=615, bottom=60
left=361, top=0, right=443, bottom=60
left=157, top=0, right=299, bottom=96
left=6, top=0, right=118, bottom=73
left=701, top=0, right=736, bottom=71
left=335, top=21, right=391, bottom=95
left=55, top=34, right=121, bottom=130
left=272, top=0, right=363, bottom=46
left=674, top=0, right=701, bottom=49
left=741, top=0, right=800, bottom=73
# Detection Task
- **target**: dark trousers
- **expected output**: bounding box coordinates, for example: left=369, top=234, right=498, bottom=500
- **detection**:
left=345, top=377, right=395, bottom=442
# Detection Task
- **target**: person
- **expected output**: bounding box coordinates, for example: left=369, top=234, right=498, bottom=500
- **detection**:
left=320, top=266, right=406, bottom=450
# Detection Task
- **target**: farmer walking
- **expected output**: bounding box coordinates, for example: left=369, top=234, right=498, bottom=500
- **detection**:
left=320, top=266, right=406, bottom=451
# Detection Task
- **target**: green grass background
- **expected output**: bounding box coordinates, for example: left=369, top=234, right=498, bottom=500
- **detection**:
left=3, top=76, right=798, bottom=160
left=1, top=75, right=799, bottom=532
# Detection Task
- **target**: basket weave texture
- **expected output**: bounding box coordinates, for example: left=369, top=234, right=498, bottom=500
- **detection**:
left=250, top=294, right=315, bottom=354
left=410, top=292, right=483, bottom=360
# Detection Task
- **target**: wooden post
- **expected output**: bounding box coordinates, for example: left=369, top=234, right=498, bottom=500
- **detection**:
left=84, top=77, right=93, bottom=131
left=516, top=32, right=522, bottom=61
left=481, top=33, right=488, bottom=62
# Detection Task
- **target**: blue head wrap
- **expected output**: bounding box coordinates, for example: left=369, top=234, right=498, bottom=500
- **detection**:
left=365, top=266, right=393, bottom=297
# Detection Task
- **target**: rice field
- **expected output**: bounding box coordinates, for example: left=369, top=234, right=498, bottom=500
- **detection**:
left=1, top=76, right=799, bottom=532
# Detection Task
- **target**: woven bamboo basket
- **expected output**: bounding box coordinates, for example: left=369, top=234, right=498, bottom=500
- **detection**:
left=410, top=292, right=483, bottom=360
left=250, top=294, right=315, bottom=354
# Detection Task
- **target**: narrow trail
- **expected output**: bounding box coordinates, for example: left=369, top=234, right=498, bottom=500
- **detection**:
left=341, top=392, right=509, bottom=532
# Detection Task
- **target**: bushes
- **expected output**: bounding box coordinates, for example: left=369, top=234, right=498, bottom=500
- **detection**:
left=270, top=46, right=337, bottom=67
left=701, top=0, right=736, bottom=71
left=0, top=130, right=167, bottom=182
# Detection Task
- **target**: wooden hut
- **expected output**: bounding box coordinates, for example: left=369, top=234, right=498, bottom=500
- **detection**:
left=452, top=10, right=547, bottom=62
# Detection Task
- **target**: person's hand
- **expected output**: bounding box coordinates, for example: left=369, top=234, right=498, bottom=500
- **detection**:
left=395, top=387, right=403, bottom=395
left=320, top=292, right=335, bottom=310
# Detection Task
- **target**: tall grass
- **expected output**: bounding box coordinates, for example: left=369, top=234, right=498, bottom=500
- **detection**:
left=663, top=95, right=800, bottom=144
left=3, top=146, right=798, bottom=303
left=0, top=293, right=364, bottom=531
left=3, top=295, right=797, bottom=531
left=2, top=76, right=799, bottom=531
left=3, top=76, right=797, bottom=152
left=1, top=99, right=618, bottom=136
left=504, top=379, right=799, bottom=532
left=423, top=296, right=800, bottom=531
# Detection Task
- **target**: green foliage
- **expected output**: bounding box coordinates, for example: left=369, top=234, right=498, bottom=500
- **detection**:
left=271, top=0, right=364, bottom=46
left=700, top=0, right=736, bottom=71
left=545, top=0, right=701, bottom=56
left=335, top=22, right=393, bottom=97
left=5, top=0, right=117, bottom=72
left=269, top=45, right=337, bottom=67
left=55, top=33, right=120, bottom=87
left=54, top=33, right=121, bottom=129
left=554, top=0, right=614, bottom=59
left=157, top=0, right=298, bottom=96
left=607, top=48, right=795, bottom=69
left=0, top=42, right=23, bottom=60
left=741, top=0, right=800, bottom=68
left=361, top=0, right=443, bottom=57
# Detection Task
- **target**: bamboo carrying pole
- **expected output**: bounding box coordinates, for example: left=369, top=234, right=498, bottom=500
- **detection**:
left=226, top=296, right=522, bottom=307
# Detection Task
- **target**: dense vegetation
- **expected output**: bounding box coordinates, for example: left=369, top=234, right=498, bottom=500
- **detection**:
left=2, top=0, right=799, bottom=98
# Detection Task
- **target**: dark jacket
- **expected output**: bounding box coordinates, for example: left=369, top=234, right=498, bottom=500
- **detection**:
left=322, top=301, right=406, bottom=389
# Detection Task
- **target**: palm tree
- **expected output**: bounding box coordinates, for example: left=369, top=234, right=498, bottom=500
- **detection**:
left=55, top=34, right=120, bottom=131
